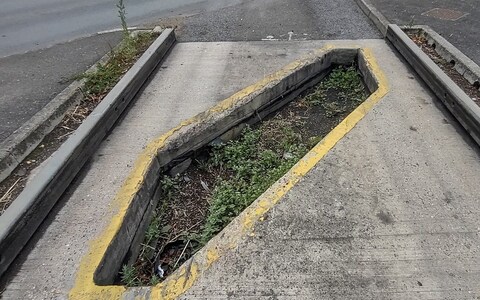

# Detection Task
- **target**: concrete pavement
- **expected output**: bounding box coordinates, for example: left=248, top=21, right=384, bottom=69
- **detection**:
left=2, top=40, right=346, bottom=299
left=178, top=41, right=480, bottom=299
left=2, top=39, right=479, bottom=299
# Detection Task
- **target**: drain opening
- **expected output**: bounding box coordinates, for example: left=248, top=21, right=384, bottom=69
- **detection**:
left=473, top=81, right=479, bottom=90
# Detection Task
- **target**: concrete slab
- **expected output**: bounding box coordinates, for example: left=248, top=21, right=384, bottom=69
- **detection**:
left=2, top=39, right=479, bottom=299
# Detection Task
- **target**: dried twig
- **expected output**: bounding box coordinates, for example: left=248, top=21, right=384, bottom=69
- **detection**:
left=57, top=132, right=73, bottom=140
left=140, top=243, right=155, bottom=251
left=61, top=126, right=75, bottom=131
left=165, top=222, right=200, bottom=246
left=153, top=220, right=202, bottom=264
left=66, top=115, right=81, bottom=124
left=173, top=240, right=190, bottom=269
left=72, top=106, right=79, bottom=116
left=0, top=178, right=22, bottom=213
left=71, top=112, right=87, bottom=119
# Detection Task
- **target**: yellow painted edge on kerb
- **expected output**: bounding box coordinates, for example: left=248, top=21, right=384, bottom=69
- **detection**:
left=69, top=46, right=388, bottom=300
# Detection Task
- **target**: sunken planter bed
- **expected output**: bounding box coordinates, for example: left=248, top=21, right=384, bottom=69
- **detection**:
left=81, top=47, right=382, bottom=299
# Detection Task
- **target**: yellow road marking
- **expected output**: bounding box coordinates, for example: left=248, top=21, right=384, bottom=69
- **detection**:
left=69, top=46, right=388, bottom=300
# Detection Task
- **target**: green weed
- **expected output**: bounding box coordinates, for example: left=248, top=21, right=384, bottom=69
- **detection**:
left=406, top=16, right=416, bottom=29
left=116, top=0, right=129, bottom=37
left=198, top=126, right=307, bottom=244
left=79, top=32, right=156, bottom=100
left=323, top=65, right=363, bottom=91
left=304, top=65, right=367, bottom=116
left=322, top=102, right=345, bottom=117
left=160, top=175, right=179, bottom=200
left=144, top=212, right=161, bottom=246
left=149, top=275, right=161, bottom=286
left=120, top=264, right=140, bottom=287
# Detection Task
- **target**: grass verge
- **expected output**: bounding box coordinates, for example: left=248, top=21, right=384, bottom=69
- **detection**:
left=80, top=33, right=157, bottom=100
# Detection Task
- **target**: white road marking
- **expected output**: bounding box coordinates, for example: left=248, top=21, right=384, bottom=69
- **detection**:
left=96, top=27, right=139, bottom=35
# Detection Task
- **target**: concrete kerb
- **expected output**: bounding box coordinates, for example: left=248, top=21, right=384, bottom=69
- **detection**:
left=68, top=46, right=388, bottom=300
left=353, top=0, right=390, bottom=37
left=386, top=24, right=480, bottom=146
left=0, top=29, right=176, bottom=279
left=0, top=27, right=163, bottom=183
left=402, top=25, right=480, bottom=87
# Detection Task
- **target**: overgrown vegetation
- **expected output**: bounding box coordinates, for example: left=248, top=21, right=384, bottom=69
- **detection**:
left=123, top=65, right=369, bottom=286
left=79, top=0, right=157, bottom=102
left=304, top=65, right=367, bottom=115
left=79, top=32, right=156, bottom=101
left=198, top=126, right=308, bottom=244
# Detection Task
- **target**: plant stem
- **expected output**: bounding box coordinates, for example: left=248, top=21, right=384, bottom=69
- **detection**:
left=116, top=0, right=129, bottom=37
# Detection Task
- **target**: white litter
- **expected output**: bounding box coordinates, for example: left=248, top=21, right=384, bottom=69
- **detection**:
left=156, top=265, right=165, bottom=278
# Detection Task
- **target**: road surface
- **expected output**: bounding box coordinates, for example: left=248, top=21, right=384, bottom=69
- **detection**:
left=0, top=0, right=243, bottom=58
left=369, top=0, right=480, bottom=65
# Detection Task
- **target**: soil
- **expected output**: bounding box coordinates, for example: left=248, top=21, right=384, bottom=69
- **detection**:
left=129, top=159, right=220, bottom=284
left=407, top=33, right=480, bottom=106
left=126, top=65, right=369, bottom=286
left=0, top=33, right=158, bottom=215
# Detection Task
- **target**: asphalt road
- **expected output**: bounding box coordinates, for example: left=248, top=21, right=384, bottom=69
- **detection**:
left=0, top=32, right=123, bottom=141
left=0, top=0, right=380, bottom=143
left=168, top=0, right=381, bottom=42
left=369, top=0, right=479, bottom=65
left=0, top=0, right=241, bottom=141
left=0, top=0, right=244, bottom=58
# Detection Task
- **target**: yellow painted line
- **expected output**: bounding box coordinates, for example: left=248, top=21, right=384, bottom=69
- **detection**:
left=150, top=47, right=388, bottom=300
left=69, top=46, right=388, bottom=300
